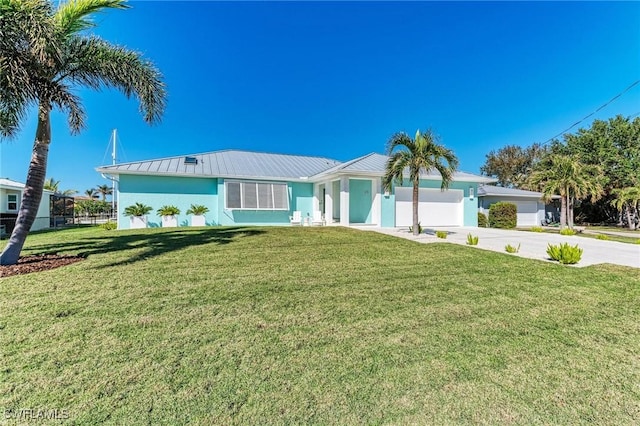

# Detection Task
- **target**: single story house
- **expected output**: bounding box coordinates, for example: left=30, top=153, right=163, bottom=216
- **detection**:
left=478, top=185, right=560, bottom=227
left=96, top=150, right=496, bottom=230
left=0, top=178, right=52, bottom=235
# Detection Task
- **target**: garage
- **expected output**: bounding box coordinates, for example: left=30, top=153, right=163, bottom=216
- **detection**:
left=395, top=187, right=463, bottom=227
left=513, top=200, right=541, bottom=227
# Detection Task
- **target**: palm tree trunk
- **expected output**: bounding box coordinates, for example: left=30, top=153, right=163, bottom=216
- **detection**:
left=625, top=205, right=634, bottom=230
left=568, top=196, right=574, bottom=229
left=559, top=194, right=567, bottom=229
left=0, top=105, right=51, bottom=265
left=412, top=179, right=419, bottom=236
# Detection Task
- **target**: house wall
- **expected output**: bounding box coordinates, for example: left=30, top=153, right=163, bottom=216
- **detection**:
left=348, top=179, right=372, bottom=224
left=0, top=187, right=50, bottom=232
left=118, top=175, right=218, bottom=229
left=479, top=196, right=545, bottom=227
left=381, top=179, right=479, bottom=227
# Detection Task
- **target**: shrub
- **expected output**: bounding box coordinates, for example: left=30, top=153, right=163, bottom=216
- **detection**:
left=100, top=221, right=117, bottom=230
left=595, top=234, right=609, bottom=240
left=408, top=222, right=423, bottom=234
left=436, top=231, right=447, bottom=239
left=636, top=239, right=640, bottom=245
left=560, top=228, right=577, bottom=236
left=505, top=243, right=520, bottom=253
left=124, top=203, right=153, bottom=217
left=547, top=243, right=583, bottom=265
left=76, top=199, right=110, bottom=216
left=488, top=202, right=517, bottom=229
left=157, top=205, right=181, bottom=216
left=466, top=233, right=478, bottom=245
left=530, top=226, right=543, bottom=233
left=478, top=212, right=488, bottom=228
left=186, top=204, right=210, bottom=215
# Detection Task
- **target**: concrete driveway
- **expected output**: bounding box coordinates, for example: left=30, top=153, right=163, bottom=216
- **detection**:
left=363, top=226, right=640, bottom=268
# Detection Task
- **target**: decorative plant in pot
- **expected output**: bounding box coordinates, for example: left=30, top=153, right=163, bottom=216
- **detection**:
left=186, top=204, right=210, bottom=227
left=124, top=203, right=153, bottom=229
left=157, top=205, right=181, bottom=228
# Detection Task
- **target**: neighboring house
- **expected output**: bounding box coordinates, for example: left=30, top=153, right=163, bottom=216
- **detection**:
left=0, top=178, right=52, bottom=235
left=96, top=150, right=495, bottom=230
left=477, top=185, right=560, bottom=227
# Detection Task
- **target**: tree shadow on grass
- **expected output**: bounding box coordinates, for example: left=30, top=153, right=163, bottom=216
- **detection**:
left=25, top=227, right=265, bottom=268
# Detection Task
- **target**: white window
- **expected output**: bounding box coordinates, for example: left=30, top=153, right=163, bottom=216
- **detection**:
left=225, top=181, right=289, bottom=210
left=7, top=194, right=18, bottom=210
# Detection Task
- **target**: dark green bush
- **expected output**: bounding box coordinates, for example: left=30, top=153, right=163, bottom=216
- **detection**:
left=488, top=202, right=517, bottom=229
left=478, top=212, right=488, bottom=228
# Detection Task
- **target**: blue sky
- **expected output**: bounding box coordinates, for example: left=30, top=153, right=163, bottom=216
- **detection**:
left=1, top=1, right=639, bottom=196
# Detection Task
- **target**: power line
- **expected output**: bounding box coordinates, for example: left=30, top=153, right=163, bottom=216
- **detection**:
left=542, top=79, right=640, bottom=145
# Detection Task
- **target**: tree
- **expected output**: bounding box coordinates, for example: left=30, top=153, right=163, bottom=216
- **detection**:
left=0, top=0, right=166, bottom=265
left=383, top=129, right=459, bottom=236
left=43, top=177, right=60, bottom=192
left=96, top=184, right=113, bottom=201
left=527, top=155, right=604, bottom=229
left=480, top=143, right=547, bottom=187
left=610, top=187, right=640, bottom=230
left=84, top=188, right=98, bottom=199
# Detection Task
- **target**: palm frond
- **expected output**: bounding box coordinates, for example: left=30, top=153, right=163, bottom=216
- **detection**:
left=60, top=36, right=166, bottom=124
left=54, top=0, right=128, bottom=36
left=46, top=81, right=86, bottom=133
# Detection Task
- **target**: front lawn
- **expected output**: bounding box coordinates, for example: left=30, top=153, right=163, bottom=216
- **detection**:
left=1, top=226, right=639, bottom=423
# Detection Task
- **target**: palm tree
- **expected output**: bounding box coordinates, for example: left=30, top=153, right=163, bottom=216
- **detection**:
left=383, top=129, right=459, bottom=236
left=528, top=155, right=604, bottom=229
left=611, top=187, right=640, bottom=230
left=96, top=184, right=113, bottom=201
left=84, top=188, right=98, bottom=199
left=0, top=0, right=166, bottom=265
left=43, top=177, right=60, bottom=192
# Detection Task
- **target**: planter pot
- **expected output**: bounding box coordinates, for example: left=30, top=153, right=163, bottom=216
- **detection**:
left=130, top=216, right=147, bottom=229
left=161, top=215, right=178, bottom=228
left=191, top=215, right=206, bottom=227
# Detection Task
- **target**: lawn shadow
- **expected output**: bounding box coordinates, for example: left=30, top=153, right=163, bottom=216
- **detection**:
left=25, top=227, right=265, bottom=268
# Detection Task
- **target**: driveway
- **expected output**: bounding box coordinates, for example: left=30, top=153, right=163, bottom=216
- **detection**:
left=361, top=226, right=640, bottom=268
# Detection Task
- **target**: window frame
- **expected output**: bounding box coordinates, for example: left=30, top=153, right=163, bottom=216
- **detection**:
left=7, top=194, right=18, bottom=211
left=224, top=180, right=289, bottom=211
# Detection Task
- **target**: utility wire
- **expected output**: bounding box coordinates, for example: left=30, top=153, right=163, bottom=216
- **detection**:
left=541, top=79, right=640, bottom=145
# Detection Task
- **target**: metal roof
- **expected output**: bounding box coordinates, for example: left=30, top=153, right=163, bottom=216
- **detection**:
left=96, top=150, right=342, bottom=181
left=0, top=178, right=25, bottom=189
left=311, top=152, right=496, bottom=183
left=478, top=185, right=549, bottom=198
left=96, top=149, right=495, bottom=184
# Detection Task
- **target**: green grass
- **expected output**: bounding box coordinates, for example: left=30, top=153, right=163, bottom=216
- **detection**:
left=519, top=227, right=640, bottom=245
left=2, top=226, right=640, bottom=424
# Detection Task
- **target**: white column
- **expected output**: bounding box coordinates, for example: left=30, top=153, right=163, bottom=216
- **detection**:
left=324, top=181, right=334, bottom=225
left=313, top=183, right=320, bottom=212
left=340, top=177, right=350, bottom=226
left=371, top=178, right=382, bottom=226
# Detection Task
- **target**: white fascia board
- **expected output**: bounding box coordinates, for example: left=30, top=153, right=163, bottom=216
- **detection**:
left=94, top=168, right=311, bottom=183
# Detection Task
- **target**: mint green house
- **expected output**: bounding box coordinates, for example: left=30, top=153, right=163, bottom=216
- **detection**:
left=96, top=150, right=494, bottom=229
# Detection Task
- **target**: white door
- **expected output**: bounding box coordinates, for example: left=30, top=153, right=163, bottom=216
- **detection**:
left=395, top=187, right=463, bottom=227
left=514, top=200, right=540, bottom=227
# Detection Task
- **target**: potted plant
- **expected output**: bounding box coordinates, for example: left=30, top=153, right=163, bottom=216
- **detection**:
left=157, top=205, right=181, bottom=227
left=186, top=204, right=210, bottom=226
left=124, top=202, right=153, bottom=229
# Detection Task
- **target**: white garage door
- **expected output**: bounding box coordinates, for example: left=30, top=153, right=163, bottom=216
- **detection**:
left=514, top=200, right=540, bottom=227
left=395, top=187, right=463, bottom=227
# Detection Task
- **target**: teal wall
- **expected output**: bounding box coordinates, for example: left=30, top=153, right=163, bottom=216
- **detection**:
left=118, top=175, right=218, bottom=229
left=216, top=179, right=314, bottom=226
left=381, top=186, right=395, bottom=227
left=348, top=179, right=372, bottom=224
left=379, top=179, right=479, bottom=227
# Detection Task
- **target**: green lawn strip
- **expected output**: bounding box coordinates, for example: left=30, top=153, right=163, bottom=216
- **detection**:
left=517, top=227, right=640, bottom=244
left=1, top=227, right=639, bottom=423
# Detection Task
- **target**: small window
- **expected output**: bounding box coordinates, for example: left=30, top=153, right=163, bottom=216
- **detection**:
left=7, top=194, right=17, bottom=210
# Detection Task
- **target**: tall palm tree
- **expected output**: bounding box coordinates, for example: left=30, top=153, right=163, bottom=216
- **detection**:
left=0, top=0, right=166, bottom=265
left=96, top=183, right=113, bottom=201
left=383, top=129, right=459, bottom=236
left=528, top=155, right=604, bottom=229
left=611, top=187, right=640, bottom=230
